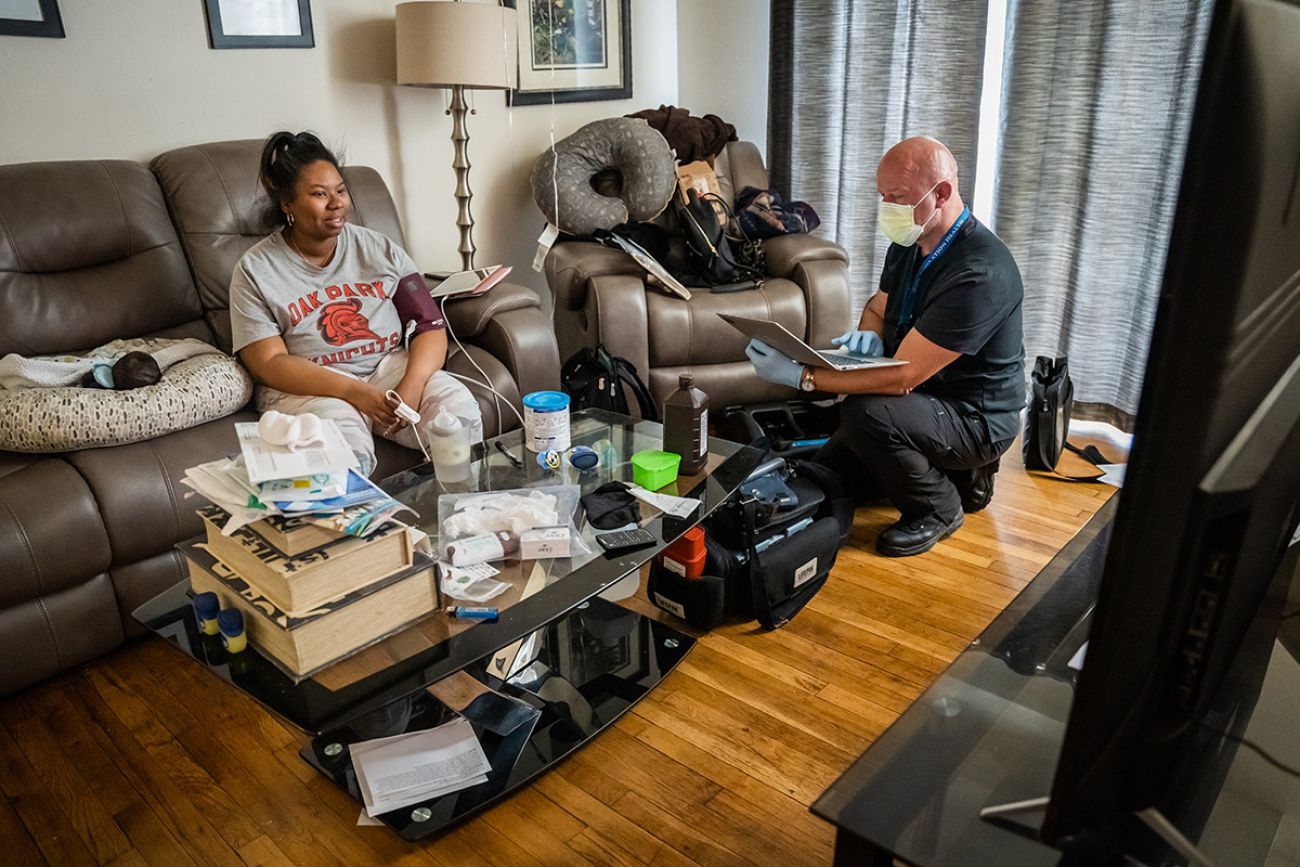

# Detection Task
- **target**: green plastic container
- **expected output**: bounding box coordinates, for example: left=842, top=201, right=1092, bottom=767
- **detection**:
left=631, top=449, right=681, bottom=491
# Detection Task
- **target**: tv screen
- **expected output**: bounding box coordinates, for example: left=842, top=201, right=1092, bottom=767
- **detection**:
left=1041, top=0, right=1300, bottom=846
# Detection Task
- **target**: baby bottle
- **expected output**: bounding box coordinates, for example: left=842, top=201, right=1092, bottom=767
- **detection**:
left=427, top=406, right=472, bottom=482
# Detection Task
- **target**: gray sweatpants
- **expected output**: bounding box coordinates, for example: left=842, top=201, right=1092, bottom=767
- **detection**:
left=256, top=349, right=482, bottom=476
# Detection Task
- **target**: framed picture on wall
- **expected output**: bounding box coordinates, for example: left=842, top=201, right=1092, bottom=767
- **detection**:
left=0, top=0, right=65, bottom=38
left=506, top=0, right=632, bottom=106
left=203, top=0, right=314, bottom=49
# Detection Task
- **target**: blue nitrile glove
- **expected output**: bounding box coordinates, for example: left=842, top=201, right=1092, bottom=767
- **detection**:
left=831, top=329, right=884, bottom=357
left=745, top=339, right=804, bottom=389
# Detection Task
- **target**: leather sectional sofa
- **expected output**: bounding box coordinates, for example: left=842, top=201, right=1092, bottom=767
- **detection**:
left=0, top=140, right=560, bottom=697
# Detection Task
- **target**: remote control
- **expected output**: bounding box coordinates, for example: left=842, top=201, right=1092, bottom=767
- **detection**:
left=595, top=528, right=657, bottom=552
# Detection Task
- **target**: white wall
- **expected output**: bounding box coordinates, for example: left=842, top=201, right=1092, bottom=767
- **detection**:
left=0, top=0, right=680, bottom=296
left=676, top=0, right=769, bottom=157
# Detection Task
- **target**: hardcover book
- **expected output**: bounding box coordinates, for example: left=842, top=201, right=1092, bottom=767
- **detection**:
left=182, top=541, right=437, bottom=680
left=197, top=505, right=412, bottom=616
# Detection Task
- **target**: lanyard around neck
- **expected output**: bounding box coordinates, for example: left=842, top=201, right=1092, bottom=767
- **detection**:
left=897, top=207, right=971, bottom=327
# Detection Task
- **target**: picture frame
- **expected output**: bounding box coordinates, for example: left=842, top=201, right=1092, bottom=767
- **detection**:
left=0, top=0, right=64, bottom=38
left=203, top=0, right=314, bottom=50
left=505, top=0, right=632, bottom=106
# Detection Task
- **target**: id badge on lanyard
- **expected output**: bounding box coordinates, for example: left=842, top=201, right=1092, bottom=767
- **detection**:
left=895, top=207, right=971, bottom=336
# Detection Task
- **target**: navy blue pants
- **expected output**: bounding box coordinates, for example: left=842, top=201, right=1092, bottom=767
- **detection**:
left=813, top=393, right=1012, bottom=522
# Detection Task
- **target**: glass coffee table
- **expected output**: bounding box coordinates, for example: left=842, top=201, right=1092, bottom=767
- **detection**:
left=135, top=408, right=763, bottom=839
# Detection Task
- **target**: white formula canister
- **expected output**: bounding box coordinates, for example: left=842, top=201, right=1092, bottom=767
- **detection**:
left=522, top=390, right=571, bottom=453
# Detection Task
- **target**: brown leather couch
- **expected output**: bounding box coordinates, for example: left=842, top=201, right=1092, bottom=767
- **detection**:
left=0, top=142, right=560, bottom=697
left=544, top=141, right=851, bottom=410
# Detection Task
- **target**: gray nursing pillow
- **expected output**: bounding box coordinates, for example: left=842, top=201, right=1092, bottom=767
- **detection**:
left=531, top=117, right=676, bottom=236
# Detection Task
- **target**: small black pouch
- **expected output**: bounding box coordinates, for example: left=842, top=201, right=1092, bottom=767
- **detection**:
left=580, top=482, right=641, bottom=530
left=646, top=562, right=727, bottom=630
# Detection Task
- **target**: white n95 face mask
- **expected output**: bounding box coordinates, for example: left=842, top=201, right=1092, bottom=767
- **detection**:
left=877, top=179, right=945, bottom=247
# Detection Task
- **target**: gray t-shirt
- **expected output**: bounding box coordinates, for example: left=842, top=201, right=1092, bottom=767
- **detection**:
left=230, top=224, right=419, bottom=378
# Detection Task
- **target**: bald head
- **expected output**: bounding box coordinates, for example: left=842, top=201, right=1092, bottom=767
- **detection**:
left=877, top=136, right=959, bottom=200
left=876, top=137, right=966, bottom=252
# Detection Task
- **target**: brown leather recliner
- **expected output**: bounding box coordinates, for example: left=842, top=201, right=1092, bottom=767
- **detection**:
left=544, top=141, right=851, bottom=410
left=0, top=146, right=560, bottom=698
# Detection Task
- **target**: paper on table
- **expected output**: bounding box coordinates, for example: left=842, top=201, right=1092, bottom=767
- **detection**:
left=1067, top=641, right=1089, bottom=671
left=236, top=419, right=358, bottom=484
left=349, top=716, right=490, bottom=817
left=1097, top=463, right=1127, bottom=488
left=625, top=484, right=700, bottom=519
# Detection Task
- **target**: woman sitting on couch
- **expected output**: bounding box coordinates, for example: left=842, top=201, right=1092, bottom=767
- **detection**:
left=229, top=130, right=482, bottom=476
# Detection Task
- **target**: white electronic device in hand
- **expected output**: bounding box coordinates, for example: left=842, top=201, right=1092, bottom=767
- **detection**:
left=386, top=390, right=421, bottom=425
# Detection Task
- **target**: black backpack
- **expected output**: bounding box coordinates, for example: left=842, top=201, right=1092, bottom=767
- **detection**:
left=1024, top=355, right=1110, bottom=479
left=561, top=345, right=659, bottom=422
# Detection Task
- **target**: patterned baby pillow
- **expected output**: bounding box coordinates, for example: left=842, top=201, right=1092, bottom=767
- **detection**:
left=0, top=353, right=253, bottom=453
left=531, top=117, right=677, bottom=236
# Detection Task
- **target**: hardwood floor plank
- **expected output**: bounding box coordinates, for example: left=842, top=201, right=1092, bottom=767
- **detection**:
left=0, top=695, right=135, bottom=864
left=0, top=787, right=47, bottom=867
left=534, top=772, right=667, bottom=863
left=610, top=790, right=749, bottom=867
left=235, top=836, right=297, bottom=867
left=65, top=669, right=251, bottom=867
left=0, top=723, right=98, bottom=866
left=629, top=716, right=832, bottom=850
left=112, top=800, right=199, bottom=867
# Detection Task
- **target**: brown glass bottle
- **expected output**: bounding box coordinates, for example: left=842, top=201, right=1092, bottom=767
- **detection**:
left=662, top=374, right=709, bottom=474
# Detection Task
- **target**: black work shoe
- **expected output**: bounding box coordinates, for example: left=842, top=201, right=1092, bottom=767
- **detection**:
left=951, top=457, right=1000, bottom=514
left=876, top=511, right=965, bottom=557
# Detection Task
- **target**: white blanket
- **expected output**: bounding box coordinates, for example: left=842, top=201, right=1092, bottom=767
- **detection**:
left=0, top=338, right=222, bottom=390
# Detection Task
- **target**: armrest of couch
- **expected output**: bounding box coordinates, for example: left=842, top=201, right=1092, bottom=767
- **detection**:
left=762, top=234, right=852, bottom=349
left=441, top=281, right=541, bottom=339
left=470, top=302, right=562, bottom=401
left=545, top=241, right=645, bottom=314
left=762, top=234, right=848, bottom=278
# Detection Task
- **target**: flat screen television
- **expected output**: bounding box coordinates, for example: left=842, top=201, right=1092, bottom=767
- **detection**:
left=1040, top=0, right=1300, bottom=848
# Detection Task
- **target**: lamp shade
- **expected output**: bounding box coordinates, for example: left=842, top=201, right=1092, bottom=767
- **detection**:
left=396, top=1, right=517, bottom=89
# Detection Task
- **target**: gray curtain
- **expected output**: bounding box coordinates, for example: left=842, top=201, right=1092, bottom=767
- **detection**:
left=992, top=0, right=1213, bottom=429
left=769, top=0, right=990, bottom=313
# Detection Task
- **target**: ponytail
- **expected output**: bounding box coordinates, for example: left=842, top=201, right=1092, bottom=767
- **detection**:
left=258, top=130, right=341, bottom=228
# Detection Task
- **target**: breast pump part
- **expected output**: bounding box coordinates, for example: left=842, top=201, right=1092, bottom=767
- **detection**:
left=258, top=410, right=327, bottom=452
left=427, top=406, right=472, bottom=482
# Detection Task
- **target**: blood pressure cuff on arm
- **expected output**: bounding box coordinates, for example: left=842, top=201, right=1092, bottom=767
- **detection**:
left=393, top=273, right=446, bottom=339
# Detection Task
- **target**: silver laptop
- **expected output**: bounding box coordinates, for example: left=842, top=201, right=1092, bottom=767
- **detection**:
left=718, top=314, right=907, bottom=371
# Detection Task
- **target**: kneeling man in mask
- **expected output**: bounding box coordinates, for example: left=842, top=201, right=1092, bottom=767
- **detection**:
left=747, top=136, right=1025, bottom=557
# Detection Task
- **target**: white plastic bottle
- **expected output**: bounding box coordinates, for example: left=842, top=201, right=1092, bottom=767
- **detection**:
left=427, top=406, right=471, bottom=482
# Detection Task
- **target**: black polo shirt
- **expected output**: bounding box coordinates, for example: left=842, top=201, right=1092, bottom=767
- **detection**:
left=879, top=215, right=1025, bottom=443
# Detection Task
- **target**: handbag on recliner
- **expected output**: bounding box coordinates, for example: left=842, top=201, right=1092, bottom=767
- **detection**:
left=674, top=190, right=764, bottom=288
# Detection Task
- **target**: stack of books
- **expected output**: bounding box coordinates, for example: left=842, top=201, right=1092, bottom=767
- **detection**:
left=177, top=419, right=439, bottom=679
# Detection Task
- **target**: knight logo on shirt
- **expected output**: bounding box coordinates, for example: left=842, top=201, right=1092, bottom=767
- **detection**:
left=316, top=298, right=380, bottom=346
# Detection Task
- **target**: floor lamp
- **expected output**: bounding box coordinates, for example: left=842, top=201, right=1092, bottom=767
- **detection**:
left=396, top=1, right=517, bottom=271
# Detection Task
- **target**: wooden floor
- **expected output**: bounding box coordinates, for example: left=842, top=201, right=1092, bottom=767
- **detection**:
left=0, top=446, right=1115, bottom=867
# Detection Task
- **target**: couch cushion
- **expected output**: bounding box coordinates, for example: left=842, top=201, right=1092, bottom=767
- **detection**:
left=645, top=277, right=808, bottom=367
left=0, top=459, right=112, bottom=608
left=0, top=572, right=122, bottom=697
left=0, top=159, right=207, bottom=356
left=152, top=140, right=409, bottom=352
left=66, top=409, right=258, bottom=566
